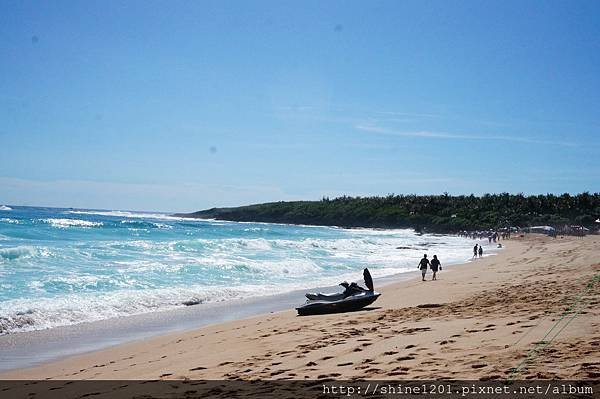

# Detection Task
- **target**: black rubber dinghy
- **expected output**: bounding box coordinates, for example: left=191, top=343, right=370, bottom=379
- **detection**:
left=296, top=268, right=380, bottom=316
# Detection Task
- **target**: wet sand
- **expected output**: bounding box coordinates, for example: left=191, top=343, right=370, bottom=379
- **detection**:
left=1, top=234, right=599, bottom=381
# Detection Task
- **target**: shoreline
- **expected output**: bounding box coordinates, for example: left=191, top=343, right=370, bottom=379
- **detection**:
left=0, top=239, right=482, bottom=373
left=2, top=234, right=598, bottom=381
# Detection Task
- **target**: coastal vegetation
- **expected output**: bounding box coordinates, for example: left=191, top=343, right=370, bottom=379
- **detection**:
left=176, top=192, right=600, bottom=233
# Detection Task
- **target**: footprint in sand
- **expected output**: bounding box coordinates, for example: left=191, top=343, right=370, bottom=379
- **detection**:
left=270, top=370, right=287, bottom=376
left=364, top=368, right=383, bottom=375
left=401, top=327, right=432, bottom=335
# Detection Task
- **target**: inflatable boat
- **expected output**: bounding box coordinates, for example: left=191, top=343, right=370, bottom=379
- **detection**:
left=296, top=268, right=380, bottom=316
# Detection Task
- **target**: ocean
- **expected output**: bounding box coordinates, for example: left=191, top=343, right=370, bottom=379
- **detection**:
left=0, top=205, right=474, bottom=335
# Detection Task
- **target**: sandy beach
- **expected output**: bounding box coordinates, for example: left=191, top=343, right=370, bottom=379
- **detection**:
left=1, top=234, right=598, bottom=383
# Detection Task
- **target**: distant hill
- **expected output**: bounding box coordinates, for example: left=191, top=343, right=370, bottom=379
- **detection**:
left=174, top=193, right=600, bottom=233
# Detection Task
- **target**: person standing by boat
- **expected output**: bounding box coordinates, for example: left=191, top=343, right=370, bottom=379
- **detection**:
left=430, top=255, right=441, bottom=280
left=418, top=254, right=430, bottom=281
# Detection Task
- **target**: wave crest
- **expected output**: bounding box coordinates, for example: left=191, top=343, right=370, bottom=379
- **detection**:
left=41, top=218, right=103, bottom=228
left=0, top=284, right=289, bottom=334
left=0, top=246, right=36, bottom=261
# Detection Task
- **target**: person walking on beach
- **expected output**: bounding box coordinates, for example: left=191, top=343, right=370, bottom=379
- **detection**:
left=473, top=244, right=478, bottom=258
left=430, top=255, right=441, bottom=281
left=418, top=254, right=430, bottom=281
left=478, top=246, right=483, bottom=258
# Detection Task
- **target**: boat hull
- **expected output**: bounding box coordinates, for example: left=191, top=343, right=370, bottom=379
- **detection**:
left=296, top=292, right=380, bottom=316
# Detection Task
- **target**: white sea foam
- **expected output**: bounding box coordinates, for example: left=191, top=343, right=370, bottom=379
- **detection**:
left=0, top=282, right=292, bottom=334
left=41, top=218, right=103, bottom=228
left=0, top=218, right=20, bottom=224
left=0, top=205, right=12, bottom=211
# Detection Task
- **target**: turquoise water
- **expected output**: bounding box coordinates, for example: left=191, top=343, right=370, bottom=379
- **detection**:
left=0, top=206, right=473, bottom=334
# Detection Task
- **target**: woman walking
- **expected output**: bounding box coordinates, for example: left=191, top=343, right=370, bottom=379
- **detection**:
left=430, top=255, right=442, bottom=280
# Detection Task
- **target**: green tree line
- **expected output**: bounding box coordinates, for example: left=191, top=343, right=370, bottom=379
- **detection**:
left=176, top=193, right=600, bottom=233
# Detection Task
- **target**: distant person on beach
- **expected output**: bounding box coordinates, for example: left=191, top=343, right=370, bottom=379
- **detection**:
left=418, top=254, right=430, bottom=281
left=430, top=255, right=441, bottom=280
left=478, top=246, right=483, bottom=258
left=473, top=244, right=478, bottom=258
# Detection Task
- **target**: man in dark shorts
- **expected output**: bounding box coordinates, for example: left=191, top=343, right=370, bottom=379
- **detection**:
left=473, top=244, right=478, bottom=258
left=478, top=246, right=483, bottom=258
left=418, top=254, right=430, bottom=281
left=430, top=255, right=441, bottom=280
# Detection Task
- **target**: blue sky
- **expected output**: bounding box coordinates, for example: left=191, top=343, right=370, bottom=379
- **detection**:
left=1, top=1, right=599, bottom=212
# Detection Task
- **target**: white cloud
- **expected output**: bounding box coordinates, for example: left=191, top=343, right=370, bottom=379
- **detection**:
left=355, top=124, right=578, bottom=147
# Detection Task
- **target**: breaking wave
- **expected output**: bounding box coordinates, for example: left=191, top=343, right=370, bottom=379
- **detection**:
left=41, top=218, right=103, bottom=228
left=0, top=246, right=36, bottom=261
left=120, top=220, right=172, bottom=229
left=0, top=283, right=298, bottom=334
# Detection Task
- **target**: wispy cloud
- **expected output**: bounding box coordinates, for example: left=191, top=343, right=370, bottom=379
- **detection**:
left=355, top=124, right=578, bottom=147
left=374, top=111, right=441, bottom=119
left=274, top=105, right=318, bottom=112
